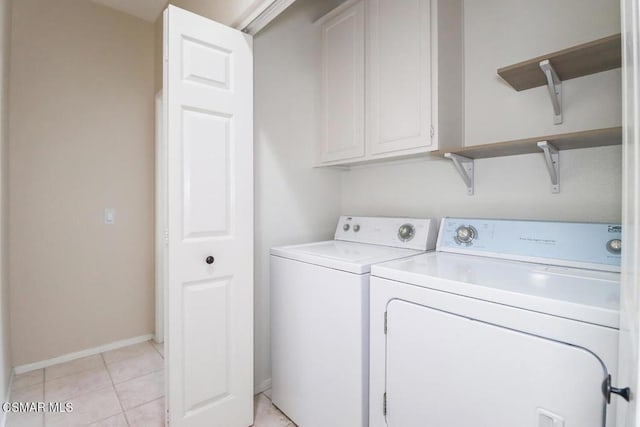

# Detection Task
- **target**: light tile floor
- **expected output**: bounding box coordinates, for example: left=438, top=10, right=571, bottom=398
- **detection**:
left=6, top=340, right=294, bottom=427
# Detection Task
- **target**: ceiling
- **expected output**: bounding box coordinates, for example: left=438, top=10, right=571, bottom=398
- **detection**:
left=90, top=0, right=167, bottom=22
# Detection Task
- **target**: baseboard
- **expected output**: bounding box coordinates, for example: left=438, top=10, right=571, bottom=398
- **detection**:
left=13, top=334, right=153, bottom=375
left=254, top=378, right=272, bottom=395
left=0, top=370, right=14, bottom=427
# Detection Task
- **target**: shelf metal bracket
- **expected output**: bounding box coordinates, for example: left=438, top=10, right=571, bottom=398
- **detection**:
left=539, top=59, right=563, bottom=124
left=537, top=141, right=560, bottom=193
left=444, top=153, right=474, bottom=196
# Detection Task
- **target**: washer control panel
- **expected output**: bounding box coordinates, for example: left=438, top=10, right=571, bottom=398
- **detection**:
left=437, top=217, right=622, bottom=271
left=335, top=216, right=438, bottom=251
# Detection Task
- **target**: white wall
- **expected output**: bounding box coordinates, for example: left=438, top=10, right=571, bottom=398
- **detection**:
left=0, top=0, right=10, bottom=408
left=465, top=0, right=621, bottom=146
left=341, top=0, right=622, bottom=224
left=9, top=0, right=155, bottom=366
left=341, top=147, right=621, bottom=222
left=167, top=0, right=267, bottom=26
left=253, top=0, right=343, bottom=391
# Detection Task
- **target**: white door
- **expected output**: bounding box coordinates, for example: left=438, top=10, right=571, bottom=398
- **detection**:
left=386, top=300, right=608, bottom=426
left=367, top=0, right=432, bottom=155
left=319, top=0, right=365, bottom=164
left=164, top=5, right=254, bottom=427
left=619, top=0, right=640, bottom=425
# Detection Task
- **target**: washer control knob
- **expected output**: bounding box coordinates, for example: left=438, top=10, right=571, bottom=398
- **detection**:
left=353, top=224, right=360, bottom=232
left=398, top=224, right=415, bottom=242
left=455, top=226, right=476, bottom=244
left=606, top=239, right=622, bottom=254
left=343, top=223, right=350, bottom=231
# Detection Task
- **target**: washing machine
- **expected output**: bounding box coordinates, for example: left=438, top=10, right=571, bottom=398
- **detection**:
left=369, top=217, right=625, bottom=427
left=270, top=216, right=438, bottom=427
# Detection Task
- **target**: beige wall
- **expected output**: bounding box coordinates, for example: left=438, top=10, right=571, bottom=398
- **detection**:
left=154, top=16, right=163, bottom=93
left=253, top=0, right=343, bottom=391
left=0, top=0, right=10, bottom=403
left=341, top=0, right=622, bottom=224
left=9, top=0, right=155, bottom=365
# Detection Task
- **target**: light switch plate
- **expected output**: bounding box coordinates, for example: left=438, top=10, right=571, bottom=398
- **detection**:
left=104, top=208, right=115, bottom=225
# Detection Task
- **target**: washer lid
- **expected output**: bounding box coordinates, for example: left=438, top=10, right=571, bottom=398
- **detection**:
left=271, top=240, right=424, bottom=274
left=371, top=252, right=620, bottom=328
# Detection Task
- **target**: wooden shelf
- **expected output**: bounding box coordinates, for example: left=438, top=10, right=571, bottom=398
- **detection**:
left=436, top=127, right=622, bottom=159
left=497, top=34, right=621, bottom=91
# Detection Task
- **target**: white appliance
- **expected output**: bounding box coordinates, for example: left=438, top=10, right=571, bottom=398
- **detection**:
left=270, top=216, right=439, bottom=427
left=369, top=217, right=626, bottom=427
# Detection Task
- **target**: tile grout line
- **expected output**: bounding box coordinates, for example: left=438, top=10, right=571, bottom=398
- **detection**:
left=109, top=368, right=164, bottom=390
left=116, top=370, right=166, bottom=422
left=262, top=392, right=295, bottom=427
left=102, top=341, right=158, bottom=366
left=106, top=351, right=164, bottom=386
left=103, top=345, right=165, bottom=425
left=43, top=355, right=109, bottom=396
left=22, top=342, right=155, bottom=427
left=151, top=341, right=164, bottom=358
left=43, top=342, right=156, bottom=384
left=104, top=342, right=164, bottom=387
left=123, top=396, right=165, bottom=418
left=46, top=352, right=161, bottom=404
left=33, top=342, right=161, bottom=427
left=44, top=366, right=112, bottom=404
left=100, top=352, right=130, bottom=427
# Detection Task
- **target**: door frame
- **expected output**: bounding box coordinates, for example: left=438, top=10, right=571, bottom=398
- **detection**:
left=619, top=0, right=639, bottom=425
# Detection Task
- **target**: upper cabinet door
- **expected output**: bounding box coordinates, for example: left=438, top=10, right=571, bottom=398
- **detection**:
left=319, top=1, right=365, bottom=163
left=367, top=0, right=433, bottom=155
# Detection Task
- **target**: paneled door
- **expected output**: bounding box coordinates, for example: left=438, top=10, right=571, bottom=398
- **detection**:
left=163, top=5, right=254, bottom=427
left=319, top=0, right=365, bottom=163
left=367, top=0, right=432, bottom=155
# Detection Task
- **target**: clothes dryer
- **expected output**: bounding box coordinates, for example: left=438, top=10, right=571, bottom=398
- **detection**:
left=369, top=218, right=625, bottom=427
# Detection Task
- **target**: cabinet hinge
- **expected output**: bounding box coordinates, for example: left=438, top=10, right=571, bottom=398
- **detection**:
left=430, top=125, right=435, bottom=138
left=384, top=312, right=387, bottom=334
left=383, top=392, right=387, bottom=416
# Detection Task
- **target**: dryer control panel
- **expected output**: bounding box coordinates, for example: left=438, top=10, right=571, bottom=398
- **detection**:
left=437, top=217, right=622, bottom=272
left=335, top=216, right=438, bottom=251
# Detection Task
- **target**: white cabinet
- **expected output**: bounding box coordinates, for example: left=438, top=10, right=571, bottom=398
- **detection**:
left=367, top=0, right=432, bottom=155
left=319, top=1, right=365, bottom=163
left=318, top=0, right=463, bottom=166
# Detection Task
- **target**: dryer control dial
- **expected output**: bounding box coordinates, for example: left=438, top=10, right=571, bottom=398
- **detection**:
left=455, top=225, right=477, bottom=245
left=606, top=238, right=622, bottom=254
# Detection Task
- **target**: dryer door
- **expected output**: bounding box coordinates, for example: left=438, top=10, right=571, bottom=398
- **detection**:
left=385, top=300, right=608, bottom=427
